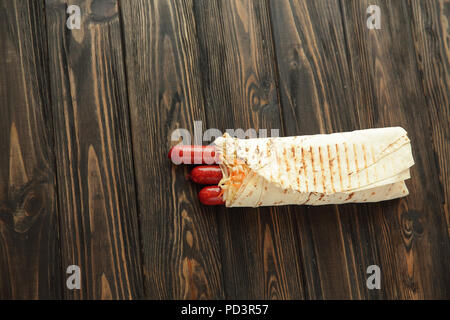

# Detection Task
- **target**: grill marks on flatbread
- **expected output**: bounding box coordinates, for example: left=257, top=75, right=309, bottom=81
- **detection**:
left=214, top=127, right=414, bottom=207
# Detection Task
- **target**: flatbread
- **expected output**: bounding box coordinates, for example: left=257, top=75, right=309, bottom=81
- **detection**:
left=214, top=127, right=414, bottom=207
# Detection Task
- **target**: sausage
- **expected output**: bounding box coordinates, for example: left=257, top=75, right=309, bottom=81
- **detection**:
left=198, top=186, right=225, bottom=205
left=190, top=165, right=223, bottom=185
left=168, top=145, right=218, bottom=165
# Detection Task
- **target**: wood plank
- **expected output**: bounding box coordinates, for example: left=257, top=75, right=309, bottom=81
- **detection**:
left=119, top=0, right=225, bottom=299
left=340, top=0, right=449, bottom=299
left=270, top=0, right=375, bottom=299
left=45, top=0, right=144, bottom=299
left=0, top=0, right=62, bottom=299
left=408, top=0, right=449, bottom=238
left=193, top=0, right=306, bottom=299
left=271, top=0, right=450, bottom=299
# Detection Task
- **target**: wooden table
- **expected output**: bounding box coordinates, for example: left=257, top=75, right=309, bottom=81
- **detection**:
left=0, top=0, right=448, bottom=299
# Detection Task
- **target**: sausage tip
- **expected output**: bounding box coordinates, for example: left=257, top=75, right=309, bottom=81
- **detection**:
left=198, top=186, right=225, bottom=206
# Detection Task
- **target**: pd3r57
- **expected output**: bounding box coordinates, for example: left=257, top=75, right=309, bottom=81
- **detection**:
left=225, top=305, right=268, bottom=315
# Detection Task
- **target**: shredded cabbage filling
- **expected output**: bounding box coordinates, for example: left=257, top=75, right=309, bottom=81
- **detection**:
left=218, top=159, right=250, bottom=203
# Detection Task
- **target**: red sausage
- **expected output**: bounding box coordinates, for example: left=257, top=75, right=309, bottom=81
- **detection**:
left=190, top=165, right=223, bottom=185
left=168, top=145, right=218, bottom=165
left=198, top=186, right=225, bottom=206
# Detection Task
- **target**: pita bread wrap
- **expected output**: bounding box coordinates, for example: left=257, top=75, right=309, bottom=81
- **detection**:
left=213, top=127, right=414, bottom=207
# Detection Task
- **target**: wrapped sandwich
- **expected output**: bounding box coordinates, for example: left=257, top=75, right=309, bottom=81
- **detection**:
left=213, top=127, right=414, bottom=207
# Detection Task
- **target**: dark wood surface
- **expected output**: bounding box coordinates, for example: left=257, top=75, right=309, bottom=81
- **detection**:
left=0, top=0, right=448, bottom=299
left=45, top=0, right=143, bottom=299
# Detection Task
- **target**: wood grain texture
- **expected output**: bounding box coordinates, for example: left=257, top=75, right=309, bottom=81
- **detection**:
left=270, top=0, right=375, bottom=299
left=1, top=0, right=448, bottom=300
left=340, top=0, right=449, bottom=299
left=0, top=0, right=62, bottom=299
left=408, top=0, right=449, bottom=238
left=45, top=0, right=144, bottom=299
left=193, top=0, right=306, bottom=299
left=271, top=0, right=449, bottom=299
left=120, top=0, right=224, bottom=299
